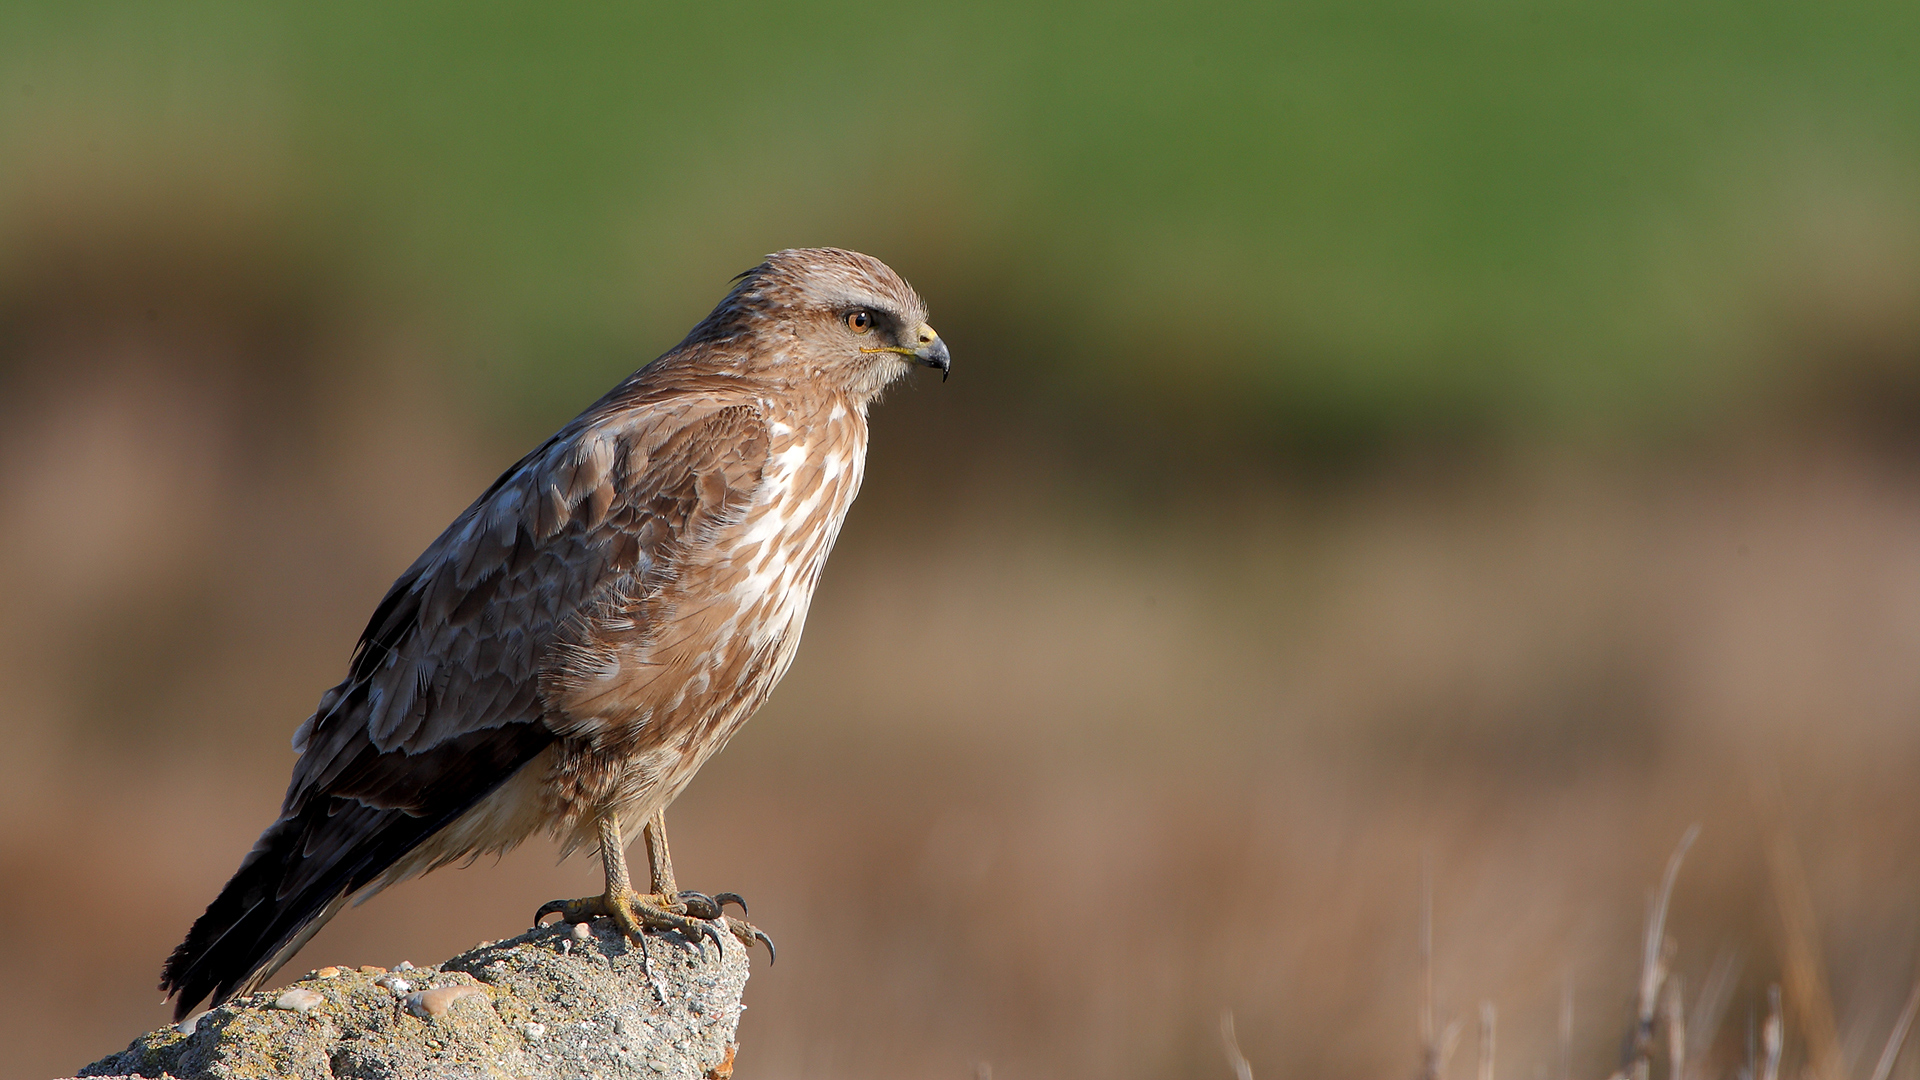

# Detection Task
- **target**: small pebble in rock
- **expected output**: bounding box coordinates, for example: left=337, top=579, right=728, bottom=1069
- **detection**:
left=373, top=974, right=412, bottom=995
left=175, top=1012, right=204, bottom=1036
left=523, top=1021, right=547, bottom=1042
left=559, top=940, right=572, bottom=955
left=315, top=966, right=341, bottom=979
left=272, top=988, right=324, bottom=1014
left=358, top=965, right=385, bottom=975
left=572, top=921, right=592, bottom=941
left=395, top=960, right=415, bottom=971
left=613, top=1015, right=629, bottom=1035
left=405, top=984, right=490, bottom=1020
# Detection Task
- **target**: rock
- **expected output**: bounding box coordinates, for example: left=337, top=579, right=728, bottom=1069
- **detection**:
left=403, top=984, right=488, bottom=1019
left=270, top=989, right=323, bottom=1014
left=66, top=918, right=750, bottom=1080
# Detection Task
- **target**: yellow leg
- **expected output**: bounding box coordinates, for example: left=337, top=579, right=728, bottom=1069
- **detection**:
left=535, top=809, right=724, bottom=954
left=537, top=807, right=776, bottom=962
left=643, top=806, right=774, bottom=959
left=644, top=807, right=677, bottom=896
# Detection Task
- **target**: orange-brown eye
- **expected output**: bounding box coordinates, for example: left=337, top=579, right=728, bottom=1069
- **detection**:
left=846, top=311, right=873, bottom=334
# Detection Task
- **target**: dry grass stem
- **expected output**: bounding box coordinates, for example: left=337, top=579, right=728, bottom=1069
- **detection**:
left=1760, top=986, right=1783, bottom=1080
left=1220, top=1010, right=1256, bottom=1080
left=1665, top=974, right=1686, bottom=1080
left=1753, top=766, right=1843, bottom=1080
left=1621, top=826, right=1699, bottom=1080
left=1642, top=826, right=1700, bottom=1024
left=1866, top=980, right=1920, bottom=1080
left=1440, top=1018, right=1466, bottom=1080
left=1686, top=949, right=1744, bottom=1075
left=1479, top=1001, right=1496, bottom=1080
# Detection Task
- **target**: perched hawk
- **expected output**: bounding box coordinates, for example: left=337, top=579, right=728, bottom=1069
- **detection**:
left=161, top=248, right=948, bottom=1019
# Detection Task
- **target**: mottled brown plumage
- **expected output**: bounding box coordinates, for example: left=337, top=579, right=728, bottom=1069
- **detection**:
left=161, top=248, right=947, bottom=1018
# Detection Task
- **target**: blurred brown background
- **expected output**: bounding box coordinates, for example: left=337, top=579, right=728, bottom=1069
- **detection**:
left=9, top=3, right=1920, bottom=1079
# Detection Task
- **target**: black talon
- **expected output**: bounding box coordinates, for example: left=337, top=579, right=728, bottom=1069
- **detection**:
left=698, top=920, right=725, bottom=957
left=753, top=928, right=776, bottom=965
left=535, top=898, right=582, bottom=924
left=676, top=890, right=722, bottom=919
left=713, top=892, right=749, bottom=916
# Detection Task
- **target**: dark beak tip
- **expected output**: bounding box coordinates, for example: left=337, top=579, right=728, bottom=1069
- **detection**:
left=918, top=339, right=951, bottom=381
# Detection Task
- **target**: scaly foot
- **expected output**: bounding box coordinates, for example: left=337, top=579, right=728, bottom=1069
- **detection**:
left=535, top=889, right=726, bottom=955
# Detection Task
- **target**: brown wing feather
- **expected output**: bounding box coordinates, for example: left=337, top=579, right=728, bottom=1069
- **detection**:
left=161, top=385, right=771, bottom=1018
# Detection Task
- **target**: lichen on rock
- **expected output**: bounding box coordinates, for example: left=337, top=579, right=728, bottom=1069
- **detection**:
left=69, top=918, right=750, bottom=1080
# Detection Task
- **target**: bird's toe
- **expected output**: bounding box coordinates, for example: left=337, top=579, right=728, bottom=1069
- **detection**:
left=722, top=916, right=775, bottom=964
left=534, top=895, right=605, bottom=926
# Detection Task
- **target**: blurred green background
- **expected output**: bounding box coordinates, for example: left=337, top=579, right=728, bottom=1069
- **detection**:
left=9, top=5, right=1920, bottom=1080
left=13, top=0, right=1920, bottom=446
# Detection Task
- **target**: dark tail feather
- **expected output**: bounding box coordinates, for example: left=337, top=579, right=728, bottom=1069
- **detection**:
left=163, top=715, right=557, bottom=1019
left=159, top=800, right=442, bottom=1020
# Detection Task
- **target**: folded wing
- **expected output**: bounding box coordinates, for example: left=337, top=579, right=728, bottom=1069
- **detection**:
left=160, top=393, right=769, bottom=1017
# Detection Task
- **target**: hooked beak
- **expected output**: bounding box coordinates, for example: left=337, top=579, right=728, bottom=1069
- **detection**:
left=860, top=324, right=951, bottom=381
left=914, top=325, right=950, bottom=382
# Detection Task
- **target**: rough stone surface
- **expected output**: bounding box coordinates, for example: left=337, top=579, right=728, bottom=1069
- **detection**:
left=66, top=918, right=750, bottom=1080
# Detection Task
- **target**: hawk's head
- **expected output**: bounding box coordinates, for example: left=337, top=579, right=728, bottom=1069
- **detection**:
left=689, top=247, right=949, bottom=401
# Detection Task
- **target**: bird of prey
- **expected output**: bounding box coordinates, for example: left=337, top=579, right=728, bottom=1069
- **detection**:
left=160, top=248, right=949, bottom=1019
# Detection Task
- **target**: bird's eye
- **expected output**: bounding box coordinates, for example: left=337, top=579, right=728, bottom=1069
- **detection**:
left=846, top=311, right=873, bottom=335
